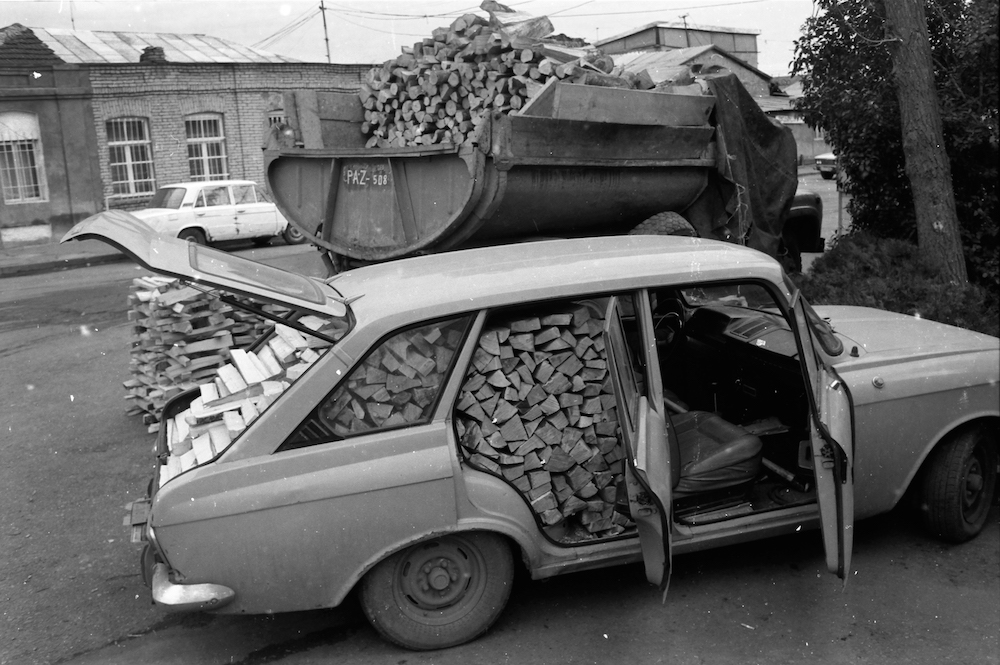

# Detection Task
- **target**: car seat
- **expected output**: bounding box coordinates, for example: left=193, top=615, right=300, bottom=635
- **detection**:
left=668, top=410, right=763, bottom=497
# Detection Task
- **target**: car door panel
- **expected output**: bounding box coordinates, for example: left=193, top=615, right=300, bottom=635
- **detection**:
left=791, top=292, right=855, bottom=579
left=604, top=295, right=672, bottom=593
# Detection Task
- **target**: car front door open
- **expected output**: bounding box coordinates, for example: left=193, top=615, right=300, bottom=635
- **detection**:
left=791, top=291, right=855, bottom=581
left=604, top=295, right=672, bottom=596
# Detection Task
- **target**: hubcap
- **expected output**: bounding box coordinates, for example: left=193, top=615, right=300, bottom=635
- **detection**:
left=963, top=456, right=984, bottom=513
left=393, top=538, right=485, bottom=623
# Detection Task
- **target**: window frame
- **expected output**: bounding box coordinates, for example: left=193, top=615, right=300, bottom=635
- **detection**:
left=105, top=117, right=156, bottom=198
left=0, top=112, right=47, bottom=204
left=185, top=113, right=229, bottom=181
left=277, top=314, right=474, bottom=452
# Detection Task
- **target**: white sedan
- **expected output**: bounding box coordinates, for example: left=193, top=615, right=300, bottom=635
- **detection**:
left=132, top=180, right=306, bottom=246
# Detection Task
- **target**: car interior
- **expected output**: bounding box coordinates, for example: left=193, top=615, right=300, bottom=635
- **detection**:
left=636, top=283, right=818, bottom=526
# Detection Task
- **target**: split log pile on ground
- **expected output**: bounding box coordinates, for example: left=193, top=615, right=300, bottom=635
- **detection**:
left=124, top=276, right=278, bottom=426
left=157, top=315, right=343, bottom=487
left=454, top=300, right=631, bottom=539
left=358, top=1, right=662, bottom=149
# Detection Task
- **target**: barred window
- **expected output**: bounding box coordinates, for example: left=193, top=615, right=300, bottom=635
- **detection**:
left=0, top=112, right=47, bottom=203
left=185, top=113, right=228, bottom=181
left=106, top=117, right=155, bottom=196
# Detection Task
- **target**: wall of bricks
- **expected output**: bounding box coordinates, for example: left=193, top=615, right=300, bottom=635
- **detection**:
left=87, top=62, right=368, bottom=209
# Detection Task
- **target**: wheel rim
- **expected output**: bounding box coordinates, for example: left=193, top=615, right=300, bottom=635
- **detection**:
left=392, top=536, right=487, bottom=626
left=961, top=450, right=987, bottom=524
left=286, top=226, right=304, bottom=242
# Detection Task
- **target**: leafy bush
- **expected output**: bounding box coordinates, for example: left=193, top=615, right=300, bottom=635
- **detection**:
left=796, top=232, right=999, bottom=336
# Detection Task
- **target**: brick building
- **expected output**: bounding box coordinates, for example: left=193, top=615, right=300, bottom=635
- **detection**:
left=0, top=24, right=369, bottom=247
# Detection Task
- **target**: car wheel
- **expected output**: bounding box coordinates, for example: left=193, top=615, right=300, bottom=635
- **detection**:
left=820, top=171, right=834, bottom=180
left=283, top=224, right=308, bottom=245
left=177, top=229, right=206, bottom=245
left=359, top=532, right=514, bottom=650
left=629, top=211, right=698, bottom=237
left=919, top=427, right=997, bottom=542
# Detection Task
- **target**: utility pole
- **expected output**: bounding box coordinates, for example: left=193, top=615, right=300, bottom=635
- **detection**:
left=680, top=14, right=691, bottom=47
left=320, top=0, right=331, bottom=64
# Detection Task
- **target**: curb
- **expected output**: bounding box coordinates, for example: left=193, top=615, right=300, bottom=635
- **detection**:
left=0, top=251, right=131, bottom=279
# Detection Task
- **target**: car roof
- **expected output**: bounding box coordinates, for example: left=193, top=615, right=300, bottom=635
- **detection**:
left=333, top=236, right=785, bottom=327
left=159, top=180, right=258, bottom=189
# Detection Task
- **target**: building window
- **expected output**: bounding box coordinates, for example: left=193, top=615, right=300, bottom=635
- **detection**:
left=267, top=110, right=287, bottom=127
left=106, top=117, right=155, bottom=196
left=185, top=113, right=228, bottom=181
left=0, top=112, right=47, bottom=203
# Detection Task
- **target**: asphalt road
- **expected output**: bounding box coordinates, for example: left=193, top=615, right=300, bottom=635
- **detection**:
left=2, top=236, right=997, bottom=665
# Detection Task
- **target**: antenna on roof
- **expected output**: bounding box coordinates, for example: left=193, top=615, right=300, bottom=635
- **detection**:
left=679, top=14, right=691, bottom=47
left=319, top=0, right=331, bottom=64
left=70, top=0, right=77, bottom=30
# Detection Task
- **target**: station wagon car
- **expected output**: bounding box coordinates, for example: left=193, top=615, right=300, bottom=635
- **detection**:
left=64, top=215, right=999, bottom=651
left=132, top=179, right=306, bottom=246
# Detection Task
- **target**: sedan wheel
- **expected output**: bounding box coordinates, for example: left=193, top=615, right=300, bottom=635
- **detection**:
left=359, top=532, right=513, bottom=650
left=177, top=228, right=206, bottom=245
left=283, top=224, right=308, bottom=245
left=919, top=428, right=997, bottom=542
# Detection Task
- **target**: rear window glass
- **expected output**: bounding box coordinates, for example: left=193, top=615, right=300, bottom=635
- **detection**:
left=189, top=244, right=328, bottom=306
left=148, top=187, right=186, bottom=209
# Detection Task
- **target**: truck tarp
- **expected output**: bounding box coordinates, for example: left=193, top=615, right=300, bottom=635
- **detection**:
left=686, top=74, right=798, bottom=258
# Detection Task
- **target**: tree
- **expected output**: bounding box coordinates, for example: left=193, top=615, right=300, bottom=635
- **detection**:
left=793, top=0, right=998, bottom=286
left=883, top=0, right=966, bottom=283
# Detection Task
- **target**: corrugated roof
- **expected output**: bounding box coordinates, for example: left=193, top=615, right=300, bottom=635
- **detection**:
left=595, top=21, right=760, bottom=48
left=26, top=26, right=298, bottom=64
left=613, top=45, right=771, bottom=81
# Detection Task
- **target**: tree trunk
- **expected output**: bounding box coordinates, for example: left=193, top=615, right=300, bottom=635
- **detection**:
left=883, top=0, right=967, bottom=284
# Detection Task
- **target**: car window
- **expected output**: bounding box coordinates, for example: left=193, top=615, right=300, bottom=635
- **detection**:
left=148, top=187, right=186, bottom=209
left=196, top=186, right=230, bottom=207
left=232, top=184, right=256, bottom=205
left=277, top=315, right=472, bottom=451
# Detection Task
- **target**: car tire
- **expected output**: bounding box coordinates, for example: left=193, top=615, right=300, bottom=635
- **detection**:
left=918, top=427, right=997, bottom=543
left=629, top=211, right=698, bottom=237
left=820, top=171, right=834, bottom=180
left=177, top=228, right=206, bottom=245
left=359, top=532, right=514, bottom=650
left=283, top=224, right=308, bottom=245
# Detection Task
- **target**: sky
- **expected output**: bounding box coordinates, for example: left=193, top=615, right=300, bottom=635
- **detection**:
left=0, top=0, right=819, bottom=76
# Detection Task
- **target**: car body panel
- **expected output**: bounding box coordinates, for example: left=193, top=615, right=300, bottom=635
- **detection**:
left=63, top=219, right=999, bottom=623
left=61, top=213, right=346, bottom=319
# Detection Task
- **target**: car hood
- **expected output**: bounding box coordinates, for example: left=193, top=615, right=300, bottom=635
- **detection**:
left=817, top=305, right=998, bottom=360
left=61, top=210, right=348, bottom=318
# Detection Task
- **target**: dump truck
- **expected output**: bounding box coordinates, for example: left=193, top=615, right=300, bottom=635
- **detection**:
left=263, top=73, right=823, bottom=274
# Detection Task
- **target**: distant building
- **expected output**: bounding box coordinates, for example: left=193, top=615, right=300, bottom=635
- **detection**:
left=597, top=22, right=826, bottom=164
left=596, top=21, right=761, bottom=69
left=0, top=23, right=369, bottom=247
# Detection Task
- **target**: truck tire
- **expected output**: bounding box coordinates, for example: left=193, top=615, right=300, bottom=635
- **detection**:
left=918, top=427, right=997, bottom=543
left=629, top=212, right=698, bottom=237
left=359, top=532, right=513, bottom=650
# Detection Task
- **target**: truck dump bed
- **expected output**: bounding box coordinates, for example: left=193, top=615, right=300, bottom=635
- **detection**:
left=264, top=75, right=797, bottom=266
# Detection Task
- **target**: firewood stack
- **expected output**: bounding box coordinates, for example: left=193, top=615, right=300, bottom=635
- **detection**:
left=157, top=317, right=344, bottom=487
left=308, top=318, right=469, bottom=437
left=124, top=277, right=276, bottom=426
left=454, top=300, right=631, bottom=539
left=358, top=4, right=645, bottom=149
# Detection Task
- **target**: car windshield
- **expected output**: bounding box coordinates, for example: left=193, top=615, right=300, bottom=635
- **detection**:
left=148, top=187, right=187, bottom=209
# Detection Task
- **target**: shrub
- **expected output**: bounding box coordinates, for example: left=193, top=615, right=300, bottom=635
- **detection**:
left=796, top=232, right=999, bottom=336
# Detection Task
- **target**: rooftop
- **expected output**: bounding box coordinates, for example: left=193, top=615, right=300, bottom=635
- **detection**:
left=17, top=25, right=297, bottom=64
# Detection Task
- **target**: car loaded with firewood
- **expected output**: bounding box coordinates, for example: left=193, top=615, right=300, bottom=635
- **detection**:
left=63, top=2, right=997, bottom=654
